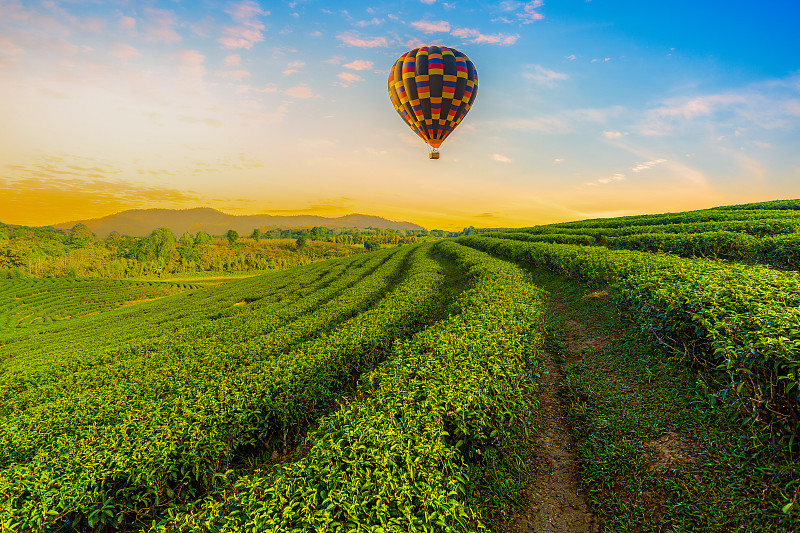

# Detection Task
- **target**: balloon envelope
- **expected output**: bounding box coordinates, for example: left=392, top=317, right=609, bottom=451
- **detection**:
left=388, top=46, right=478, bottom=150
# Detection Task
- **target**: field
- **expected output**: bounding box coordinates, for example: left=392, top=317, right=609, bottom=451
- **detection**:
left=1, top=200, right=799, bottom=532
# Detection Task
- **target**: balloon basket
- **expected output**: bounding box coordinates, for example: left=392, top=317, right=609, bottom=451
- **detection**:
left=429, top=150, right=440, bottom=160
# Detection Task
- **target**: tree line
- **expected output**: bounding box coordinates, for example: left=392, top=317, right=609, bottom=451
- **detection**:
left=0, top=222, right=491, bottom=279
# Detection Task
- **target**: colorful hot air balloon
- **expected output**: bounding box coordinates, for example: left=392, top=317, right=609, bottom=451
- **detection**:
left=388, top=45, right=478, bottom=159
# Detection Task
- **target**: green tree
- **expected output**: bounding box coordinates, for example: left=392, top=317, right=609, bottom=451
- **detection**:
left=363, top=239, right=380, bottom=252
left=0, top=246, right=22, bottom=268
left=295, top=236, right=307, bottom=249
left=227, top=229, right=239, bottom=246
left=177, top=232, right=196, bottom=265
left=194, top=231, right=212, bottom=246
left=178, top=232, right=194, bottom=247
left=251, top=228, right=261, bottom=242
left=150, top=227, right=176, bottom=267
left=70, top=223, right=94, bottom=245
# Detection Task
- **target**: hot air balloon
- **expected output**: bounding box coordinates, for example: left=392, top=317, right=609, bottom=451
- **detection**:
left=388, top=45, right=478, bottom=159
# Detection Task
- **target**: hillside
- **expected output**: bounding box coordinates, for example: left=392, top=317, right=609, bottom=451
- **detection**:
left=1, top=199, right=798, bottom=532
left=52, top=207, right=425, bottom=237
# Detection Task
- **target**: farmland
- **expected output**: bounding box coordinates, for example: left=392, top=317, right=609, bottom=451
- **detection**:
left=1, top=200, right=799, bottom=532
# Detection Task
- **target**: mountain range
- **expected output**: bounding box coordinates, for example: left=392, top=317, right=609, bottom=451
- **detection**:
left=53, top=208, right=425, bottom=238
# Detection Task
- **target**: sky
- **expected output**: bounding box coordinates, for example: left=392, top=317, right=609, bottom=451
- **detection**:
left=1, top=0, right=799, bottom=231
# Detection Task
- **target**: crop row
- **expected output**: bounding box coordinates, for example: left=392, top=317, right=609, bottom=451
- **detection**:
left=458, top=235, right=800, bottom=435
left=154, top=239, right=548, bottom=532
left=0, top=279, right=196, bottom=330
left=490, top=230, right=800, bottom=270
left=520, top=218, right=799, bottom=238
left=0, top=246, right=402, bottom=460
left=0, top=243, right=460, bottom=531
left=0, top=248, right=392, bottom=397
left=604, top=231, right=800, bottom=269
left=541, top=201, right=800, bottom=229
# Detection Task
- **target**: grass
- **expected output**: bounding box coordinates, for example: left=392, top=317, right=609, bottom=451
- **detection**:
left=527, top=266, right=800, bottom=532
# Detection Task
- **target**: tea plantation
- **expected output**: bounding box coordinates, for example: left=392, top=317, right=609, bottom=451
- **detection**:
left=1, top=200, right=798, bottom=532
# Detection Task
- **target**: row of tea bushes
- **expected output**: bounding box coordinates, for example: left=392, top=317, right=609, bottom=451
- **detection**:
left=155, top=240, right=548, bottom=532
left=1, top=244, right=460, bottom=531
left=459, top=235, right=800, bottom=439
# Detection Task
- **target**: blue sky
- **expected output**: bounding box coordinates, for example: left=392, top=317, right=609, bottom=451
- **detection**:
left=1, top=0, right=798, bottom=229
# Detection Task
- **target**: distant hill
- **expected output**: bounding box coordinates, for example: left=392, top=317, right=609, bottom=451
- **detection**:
left=53, top=208, right=425, bottom=237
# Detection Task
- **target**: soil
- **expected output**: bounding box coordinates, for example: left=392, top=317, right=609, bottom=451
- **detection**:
left=508, top=346, right=600, bottom=533
left=507, top=283, right=707, bottom=532
left=507, top=297, right=613, bottom=533
left=642, top=430, right=704, bottom=474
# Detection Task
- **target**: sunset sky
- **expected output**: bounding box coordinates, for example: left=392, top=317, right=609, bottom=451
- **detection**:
left=1, top=0, right=799, bottom=231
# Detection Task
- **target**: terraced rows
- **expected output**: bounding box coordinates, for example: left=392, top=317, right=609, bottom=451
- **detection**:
left=156, top=240, right=549, bottom=532
left=3, top=201, right=798, bottom=532
left=496, top=202, right=800, bottom=269
left=458, top=234, right=800, bottom=436
left=0, top=243, right=476, bottom=532
left=0, top=279, right=195, bottom=330
left=0, top=248, right=392, bottom=398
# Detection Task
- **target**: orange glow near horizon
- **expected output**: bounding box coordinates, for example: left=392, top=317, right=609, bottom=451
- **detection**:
left=2, top=1, right=798, bottom=233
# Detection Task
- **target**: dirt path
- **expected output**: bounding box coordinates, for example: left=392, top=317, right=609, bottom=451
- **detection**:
left=508, top=301, right=604, bottom=533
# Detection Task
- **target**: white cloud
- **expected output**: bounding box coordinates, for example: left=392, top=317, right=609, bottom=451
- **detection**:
left=0, top=0, right=31, bottom=21
left=218, top=0, right=267, bottom=50
left=119, top=16, right=136, bottom=31
left=405, top=38, right=427, bottom=50
left=109, top=43, right=140, bottom=59
left=285, top=85, right=316, bottom=98
left=252, top=84, right=278, bottom=93
left=1, top=38, right=25, bottom=56
left=603, top=131, right=624, bottom=139
left=224, top=54, right=241, bottom=67
left=499, top=106, right=623, bottom=134
left=518, top=0, right=545, bottom=23
left=492, top=153, right=512, bottom=163
left=566, top=54, right=576, bottom=60
left=631, top=159, right=667, bottom=172
left=497, top=1, right=544, bottom=23
left=653, top=95, right=745, bottom=120
left=177, top=49, right=206, bottom=77
left=554, top=158, right=565, bottom=163
left=336, top=32, right=388, bottom=47
left=144, top=8, right=181, bottom=44
left=355, top=17, right=383, bottom=27
left=338, top=72, right=363, bottom=83
left=599, top=174, right=625, bottom=184
left=523, top=65, right=568, bottom=87
left=412, top=20, right=451, bottom=33
left=637, top=76, right=800, bottom=136
left=451, top=27, right=518, bottom=45
left=81, top=17, right=105, bottom=33
left=190, top=17, right=215, bottom=38
left=343, top=60, right=374, bottom=70
left=587, top=173, right=626, bottom=186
